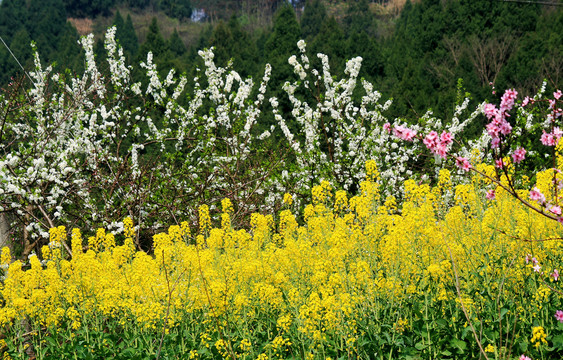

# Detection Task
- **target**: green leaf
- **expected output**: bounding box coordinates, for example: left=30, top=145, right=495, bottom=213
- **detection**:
left=450, top=339, right=467, bottom=352
left=552, top=334, right=563, bottom=349
left=435, top=318, right=448, bottom=328
left=499, top=307, right=509, bottom=319
left=414, top=341, right=428, bottom=350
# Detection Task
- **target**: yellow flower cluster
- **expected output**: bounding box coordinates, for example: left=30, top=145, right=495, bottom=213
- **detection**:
left=0, top=161, right=561, bottom=358
left=531, top=326, right=548, bottom=348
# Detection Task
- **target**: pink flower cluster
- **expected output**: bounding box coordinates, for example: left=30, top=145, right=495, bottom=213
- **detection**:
left=555, top=310, right=563, bottom=323
left=528, top=187, right=563, bottom=222
left=512, top=147, right=526, bottom=164
left=529, top=187, right=546, bottom=204
left=392, top=125, right=417, bottom=141
left=549, top=204, right=562, bottom=216
left=455, top=157, right=471, bottom=172
left=540, top=127, right=563, bottom=146
left=519, top=355, right=531, bottom=360
left=423, top=131, right=453, bottom=159
left=525, top=254, right=538, bottom=265
left=484, top=89, right=517, bottom=148
left=486, top=189, right=495, bottom=200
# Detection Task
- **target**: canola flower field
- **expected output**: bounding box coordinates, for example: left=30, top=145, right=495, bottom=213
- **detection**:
left=1, top=159, right=563, bottom=360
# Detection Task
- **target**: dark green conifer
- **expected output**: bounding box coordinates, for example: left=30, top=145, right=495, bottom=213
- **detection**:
left=300, top=0, right=326, bottom=42
left=57, top=22, right=83, bottom=73
left=122, top=15, right=140, bottom=59
left=344, top=0, right=377, bottom=37
left=0, top=0, right=28, bottom=39
left=311, top=17, right=345, bottom=73
left=168, top=28, right=187, bottom=57
left=138, top=17, right=167, bottom=60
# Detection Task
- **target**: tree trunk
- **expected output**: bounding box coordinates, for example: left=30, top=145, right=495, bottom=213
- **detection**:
left=0, top=213, right=13, bottom=253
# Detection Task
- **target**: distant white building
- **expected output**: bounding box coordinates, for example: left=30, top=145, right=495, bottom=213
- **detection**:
left=191, top=8, right=206, bottom=22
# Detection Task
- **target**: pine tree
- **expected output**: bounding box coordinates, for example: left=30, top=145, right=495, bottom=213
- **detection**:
left=346, top=31, right=383, bottom=82
left=265, top=4, right=300, bottom=59
left=264, top=3, right=301, bottom=133
left=210, top=16, right=258, bottom=77
left=311, top=17, right=345, bottom=73
left=113, top=11, right=125, bottom=35
left=0, top=0, right=28, bottom=39
left=229, top=16, right=259, bottom=77
left=63, top=0, right=115, bottom=18
left=0, top=28, right=32, bottom=85
left=210, top=21, right=234, bottom=68
left=344, top=0, right=377, bottom=37
left=23, top=0, right=65, bottom=62
left=113, top=12, right=139, bottom=61
left=168, top=28, right=187, bottom=57
left=138, top=17, right=167, bottom=60
left=123, top=15, right=140, bottom=59
left=300, top=0, right=326, bottom=42
left=160, top=0, right=192, bottom=20
left=57, top=22, right=83, bottom=73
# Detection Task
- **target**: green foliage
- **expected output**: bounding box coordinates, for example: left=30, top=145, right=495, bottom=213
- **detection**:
left=27, top=0, right=67, bottom=56
left=57, top=22, right=84, bottom=72
left=343, top=0, right=377, bottom=37
left=63, top=0, right=115, bottom=17
left=264, top=3, right=301, bottom=124
left=265, top=3, right=301, bottom=60
left=168, top=28, right=187, bottom=57
left=138, top=17, right=168, bottom=60
left=300, top=0, right=326, bottom=42
left=0, top=0, right=560, bottom=125
left=112, top=11, right=140, bottom=62
left=310, top=17, right=346, bottom=74
left=210, top=16, right=259, bottom=78
left=160, top=0, right=192, bottom=20
left=0, top=0, right=28, bottom=39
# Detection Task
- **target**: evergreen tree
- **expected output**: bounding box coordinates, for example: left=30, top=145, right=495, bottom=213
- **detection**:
left=300, top=0, right=326, bottom=42
left=0, top=0, right=28, bottom=39
left=27, top=0, right=67, bottom=59
left=168, top=28, right=187, bottom=57
left=158, top=28, right=189, bottom=76
left=63, top=0, right=115, bottom=17
left=113, top=12, right=139, bottom=61
left=0, top=0, right=28, bottom=84
left=8, top=29, right=32, bottom=66
left=113, top=11, right=125, bottom=34
left=264, top=3, right=301, bottom=132
left=346, top=31, right=383, bottom=82
left=123, top=0, right=152, bottom=9
left=210, top=16, right=258, bottom=77
left=188, top=24, right=213, bottom=64
left=311, top=17, right=346, bottom=74
left=210, top=21, right=234, bottom=68
left=499, top=8, right=562, bottom=94
left=265, top=3, right=300, bottom=61
left=138, top=17, right=167, bottom=60
left=0, top=28, right=32, bottom=85
left=344, top=0, right=377, bottom=37
left=227, top=16, right=259, bottom=77
left=94, top=37, right=107, bottom=67
left=123, top=15, right=140, bottom=59
left=57, top=22, right=83, bottom=73
left=160, top=0, right=192, bottom=20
